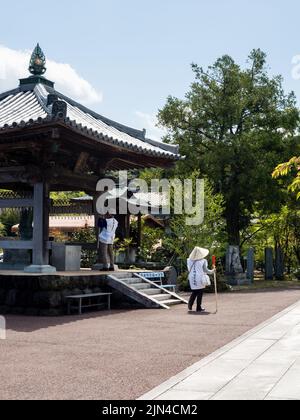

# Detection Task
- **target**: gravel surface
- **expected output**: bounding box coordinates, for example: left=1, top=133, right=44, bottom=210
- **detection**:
left=1, top=290, right=300, bottom=400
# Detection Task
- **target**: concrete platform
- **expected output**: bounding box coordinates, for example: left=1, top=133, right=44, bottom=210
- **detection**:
left=140, top=299, right=300, bottom=401
left=0, top=269, right=131, bottom=277
left=0, top=269, right=142, bottom=316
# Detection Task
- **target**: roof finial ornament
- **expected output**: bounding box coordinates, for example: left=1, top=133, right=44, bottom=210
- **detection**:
left=29, top=43, right=46, bottom=76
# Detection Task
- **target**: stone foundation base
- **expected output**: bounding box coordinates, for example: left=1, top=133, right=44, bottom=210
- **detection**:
left=0, top=272, right=139, bottom=316
left=24, top=265, right=57, bottom=274
left=225, top=273, right=250, bottom=286
left=92, top=264, right=119, bottom=271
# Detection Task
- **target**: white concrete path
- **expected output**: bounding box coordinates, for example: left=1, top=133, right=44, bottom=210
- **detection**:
left=140, top=300, right=300, bottom=401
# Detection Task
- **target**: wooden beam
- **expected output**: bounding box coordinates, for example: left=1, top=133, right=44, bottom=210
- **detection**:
left=0, top=166, right=41, bottom=185
left=51, top=128, right=60, bottom=139
left=0, top=199, right=33, bottom=208
left=49, top=177, right=96, bottom=192
left=47, top=166, right=98, bottom=192
left=0, top=241, right=33, bottom=250
left=0, top=174, right=26, bottom=184
left=74, top=152, right=90, bottom=174
left=0, top=166, right=27, bottom=173
left=60, top=129, right=176, bottom=170
left=0, top=167, right=27, bottom=184
left=0, top=141, right=39, bottom=152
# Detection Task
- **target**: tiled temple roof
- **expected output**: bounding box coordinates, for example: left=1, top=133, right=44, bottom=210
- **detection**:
left=0, top=82, right=180, bottom=160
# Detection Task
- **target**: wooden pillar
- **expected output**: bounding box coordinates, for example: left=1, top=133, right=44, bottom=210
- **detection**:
left=92, top=192, right=102, bottom=269
left=24, top=183, right=56, bottom=273
left=43, top=183, right=51, bottom=263
left=33, top=183, right=44, bottom=265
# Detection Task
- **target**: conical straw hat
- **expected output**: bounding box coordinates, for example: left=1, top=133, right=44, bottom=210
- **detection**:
left=189, top=247, right=210, bottom=261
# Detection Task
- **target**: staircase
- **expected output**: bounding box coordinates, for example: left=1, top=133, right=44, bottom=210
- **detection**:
left=107, top=272, right=188, bottom=309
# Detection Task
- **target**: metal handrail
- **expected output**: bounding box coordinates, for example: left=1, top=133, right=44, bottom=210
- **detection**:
left=134, top=273, right=188, bottom=304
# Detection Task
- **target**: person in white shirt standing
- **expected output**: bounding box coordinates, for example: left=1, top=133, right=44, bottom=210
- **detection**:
left=187, top=247, right=215, bottom=313
left=98, top=213, right=119, bottom=271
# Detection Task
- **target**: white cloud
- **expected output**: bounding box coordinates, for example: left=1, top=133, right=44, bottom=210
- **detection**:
left=135, top=111, right=167, bottom=141
left=0, top=45, right=103, bottom=105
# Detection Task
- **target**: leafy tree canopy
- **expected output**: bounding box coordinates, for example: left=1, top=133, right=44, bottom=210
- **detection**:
left=158, top=49, right=299, bottom=245
left=163, top=177, right=226, bottom=263
left=273, top=156, right=300, bottom=199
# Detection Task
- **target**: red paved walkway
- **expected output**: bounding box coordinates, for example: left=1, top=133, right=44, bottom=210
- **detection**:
left=1, top=290, right=300, bottom=400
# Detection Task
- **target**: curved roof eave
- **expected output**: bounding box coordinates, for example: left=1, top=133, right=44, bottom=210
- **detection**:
left=43, top=85, right=179, bottom=156
left=0, top=82, right=181, bottom=161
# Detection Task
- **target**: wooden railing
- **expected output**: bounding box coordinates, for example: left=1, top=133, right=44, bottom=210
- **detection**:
left=0, top=240, right=33, bottom=250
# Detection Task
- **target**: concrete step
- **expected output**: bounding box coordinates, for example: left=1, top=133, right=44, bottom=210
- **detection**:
left=139, top=289, right=165, bottom=296
left=119, top=278, right=142, bottom=285
left=108, top=272, right=187, bottom=309
left=113, top=273, right=136, bottom=280
left=131, top=283, right=152, bottom=290
left=150, top=294, right=173, bottom=301
left=160, top=299, right=183, bottom=306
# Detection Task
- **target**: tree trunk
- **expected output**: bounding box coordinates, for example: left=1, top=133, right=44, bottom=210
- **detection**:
left=225, top=201, right=241, bottom=246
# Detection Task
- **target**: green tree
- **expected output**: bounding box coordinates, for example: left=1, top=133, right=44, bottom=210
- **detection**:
left=273, top=156, right=300, bottom=199
left=163, top=178, right=226, bottom=263
left=244, top=206, right=300, bottom=273
left=158, top=49, right=299, bottom=245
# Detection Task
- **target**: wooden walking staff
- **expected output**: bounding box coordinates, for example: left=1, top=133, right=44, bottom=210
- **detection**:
left=212, top=255, right=218, bottom=314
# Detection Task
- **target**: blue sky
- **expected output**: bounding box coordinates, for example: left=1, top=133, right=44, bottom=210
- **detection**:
left=1, top=0, right=300, bottom=139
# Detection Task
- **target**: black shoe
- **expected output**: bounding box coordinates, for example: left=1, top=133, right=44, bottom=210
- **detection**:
left=197, top=308, right=205, bottom=313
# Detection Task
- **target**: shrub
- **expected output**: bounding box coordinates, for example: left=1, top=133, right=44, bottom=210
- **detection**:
left=0, top=209, right=20, bottom=237
left=177, top=271, right=231, bottom=293
left=177, top=272, right=189, bottom=292
left=70, top=228, right=97, bottom=268
left=0, top=222, right=6, bottom=237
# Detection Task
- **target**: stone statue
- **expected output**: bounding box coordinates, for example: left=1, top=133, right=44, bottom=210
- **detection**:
left=225, top=246, right=248, bottom=285
left=229, top=246, right=244, bottom=274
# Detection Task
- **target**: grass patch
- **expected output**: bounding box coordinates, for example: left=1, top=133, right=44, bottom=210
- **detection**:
left=231, top=279, right=300, bottom=293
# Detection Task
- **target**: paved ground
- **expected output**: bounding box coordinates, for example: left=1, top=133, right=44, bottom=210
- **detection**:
left=141, top=298, right=300, bottom=401
left=1, top=290, right=300, bottom=400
